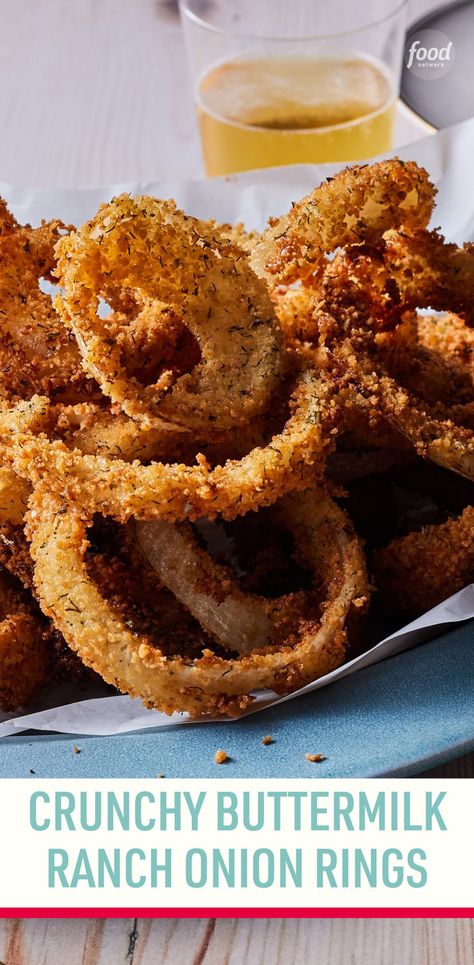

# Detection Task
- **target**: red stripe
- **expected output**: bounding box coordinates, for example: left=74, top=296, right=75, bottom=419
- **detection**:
left=0, top=908, right=472, bottom=919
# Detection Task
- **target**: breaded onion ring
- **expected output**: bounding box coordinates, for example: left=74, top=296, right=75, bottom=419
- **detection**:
left=417, top=313, right=474, bottom=384
left=375, top=313, right=474, bottom=408
left=27, top=487, right=368, bottom=716
left=303, top=245, right=474, bottom=481
left=135, top=520, right=273, bottom=654
left=374, top=506, right=474, bottom=618
left=334, top=339, right=474, bottom=481
left=380, top=229, right=474, bottom=325
left=55, top=195, right=283, bottom=431
left=251, top=159, right=435, bottom=289
left=0, top=370, right=337, bottom=523
left=0, top=569, right=49, bottom=711
left=0, top=205, right=91, bottom=402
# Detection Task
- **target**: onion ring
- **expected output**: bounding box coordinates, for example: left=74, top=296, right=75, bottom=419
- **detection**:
left=251, top=159, right=435, bottom=289
left=0, top=206, right=92, bottom=402
left=299, top=240, right=474, bottom=481
left=136, top=519, right=273, bottom=654
left=333, top=339, right=474, bottom=481
left=374, top=506, right=474, bottom=617
left=0, top=368, right=337, bottom=523
left=0, top=569, right=49, bottom=711
left=27, top=486, right=368, bottom=716
left=375, top=313, right=474, bottom=408
left=379, top=229, right=474, bottom=325
left=55, top=195, right=283, bottom=431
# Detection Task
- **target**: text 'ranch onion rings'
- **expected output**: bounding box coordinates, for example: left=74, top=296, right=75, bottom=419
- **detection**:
left=55, top=195, right=283, bottom=431
left=27, top=486, right=369, bottom=716
left=250, top=159, right=435, bottom=289
left=0, top=370, right=338, bottom=523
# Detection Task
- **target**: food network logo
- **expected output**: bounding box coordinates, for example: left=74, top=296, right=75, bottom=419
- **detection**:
left=405, top=28, right=455, bottom=81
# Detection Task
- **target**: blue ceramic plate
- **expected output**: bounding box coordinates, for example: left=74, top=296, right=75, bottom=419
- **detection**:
left=0, top=622, right=472, bottom=778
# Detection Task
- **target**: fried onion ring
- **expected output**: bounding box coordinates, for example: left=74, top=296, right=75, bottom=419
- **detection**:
left=374, top=506, right=474, bottom=617
left=55, top=195, right=283, bottom=431
left=0, top=206, right=92, bottom=402
left=251, top=159, right=435, bottom=289
left=334, top=339, right=474, bottom=481
left=0, top=568, right=49, bottom=711
left=0, top=369, right=337, bottom=523
left=28, top=486, right=368, bottom=715
left=136, top=519, right=273, bottom=655
left=301, top=243, right=474, bottom=481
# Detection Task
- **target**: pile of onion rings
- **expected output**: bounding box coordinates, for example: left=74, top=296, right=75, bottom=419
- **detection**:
left=0, top=157, right=472, bottom=717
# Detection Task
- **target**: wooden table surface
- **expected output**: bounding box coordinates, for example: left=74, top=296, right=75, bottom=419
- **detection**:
left=0, top=917, right=474, bottom=965
left=0, top=0, right=472, bottom=960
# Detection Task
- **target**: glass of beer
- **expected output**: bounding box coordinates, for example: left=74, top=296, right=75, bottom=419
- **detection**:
left=179, top=0, right=408, bottom=176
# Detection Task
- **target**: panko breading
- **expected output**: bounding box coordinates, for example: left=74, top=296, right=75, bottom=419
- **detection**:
left=55, top=195, right=283, bottom=431
left=0, top=158, right=471, bottom=716
left=27, top=486, right=368, bottom=716
left=0, top=205, right=92, bottom=402
left=251, top=159, right=435, bottom=288
left=374, top=507, right=474, bottom=617
left=0, top=569, right=48, bottom=711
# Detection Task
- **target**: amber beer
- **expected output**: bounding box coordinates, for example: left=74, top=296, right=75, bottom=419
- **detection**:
left=197, top=55, right=396, bottom=176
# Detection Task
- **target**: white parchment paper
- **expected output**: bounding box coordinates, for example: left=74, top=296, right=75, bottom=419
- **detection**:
left=1, top=117, right=473, bottom=738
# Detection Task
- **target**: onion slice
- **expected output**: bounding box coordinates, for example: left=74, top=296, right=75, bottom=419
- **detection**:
left=28, top=487, right=369, bottom=717
left=135, top=519, right=272, bottom=654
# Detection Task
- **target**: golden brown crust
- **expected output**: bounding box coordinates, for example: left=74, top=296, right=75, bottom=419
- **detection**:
left=27, top=486, right=368, bottom=716
left=0, top=371, right=337, bottom=523
left=0, top=569, right=49, bottom=711
left=374, top=507, right=474, bottom=617
left=0, top=158, right=471, bottom=717
left=251, top=159, right=435, bottom=288
left=0, top=205, right=92, bottom=403
left=55, top=195, right=283, bottom=431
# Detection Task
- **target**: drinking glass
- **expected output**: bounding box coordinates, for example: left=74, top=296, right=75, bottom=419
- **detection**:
left=179, top=0, right=408, bottom=176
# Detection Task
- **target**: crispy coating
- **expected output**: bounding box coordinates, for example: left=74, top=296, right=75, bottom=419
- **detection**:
left=0, top=522, right=34, bottom=589
left=304, top=242, right=474, bottom=481
left=27, top=486, right=368, bottom=716
left=417, top=312, right=474, bottom=386
left=0, top=467, right=29, bottom=526
left=0, top=371, right=338, bottom=523
left=219, top=221, right=260, bottom=254
left=0, top=159, right=471, bottom=716
left=0, top=568, right=49, bottom=711
left=251, top=159, right=435, bottom=289
left=55, top=195, right=283, bottom=431
left=0, top=520, right=97, bottom=687
left=376, top=313, right=474, bottom=407
left=324, top=231, right=474, bottom=332
left=0, top=203, right=91, bottom=402
left=381, top=229, right=474, bottom=325
left=333, top=339, right=474, bottom=482
left=374, top=507, right=474, bottom=617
